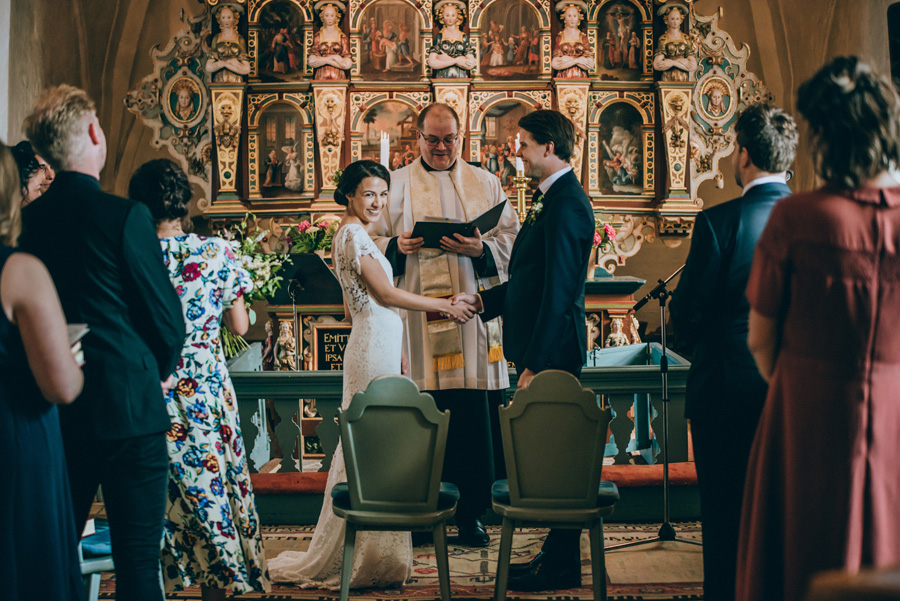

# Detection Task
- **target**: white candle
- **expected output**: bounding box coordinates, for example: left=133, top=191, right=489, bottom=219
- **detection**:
left=380, top=131, right=390, bottom=168
left=514, top=133, right=525, bottom=173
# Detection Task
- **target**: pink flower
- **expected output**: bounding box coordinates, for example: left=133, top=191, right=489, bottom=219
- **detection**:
left=296, top=220, right=311, bottom=233
left=593, top=231, right=603, bottom=246
left=604, top=224, right=616, bottom=241
left=317, top=220, right=330, bottom=229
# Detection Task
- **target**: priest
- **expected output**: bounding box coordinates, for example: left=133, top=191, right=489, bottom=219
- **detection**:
left=372, top=103, right=519, bottom=546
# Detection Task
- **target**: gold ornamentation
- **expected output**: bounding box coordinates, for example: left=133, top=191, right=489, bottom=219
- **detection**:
left=313, top=84, right=348, bottom=192
left=554, top=81, right=590, bottom=180
left=211, top=85, right=245, bottom=196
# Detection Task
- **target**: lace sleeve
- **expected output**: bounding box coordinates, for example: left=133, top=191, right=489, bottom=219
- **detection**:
left=336, top=225, right=382, bottom=314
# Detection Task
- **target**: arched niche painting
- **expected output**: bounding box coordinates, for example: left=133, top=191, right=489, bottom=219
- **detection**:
left=479, top=100, right=532, bottom=187
left=359, top=101, right=420, bottom=169
left=359, top=0, right=424, bottom=81
left=259, top=102, right=305, bottom=197
left=597, top=101, right=642, bottom=194
left=478, top=0, right=541, bottom=80
left=258, top=1, right=304, bottom=82
left=597, top=0, right=641, bottom=81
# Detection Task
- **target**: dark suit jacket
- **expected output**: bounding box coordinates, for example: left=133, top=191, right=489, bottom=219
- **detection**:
left=480, top=169, right=594, bottom=374
left=20, top=172, right=185, bottom=439
left=670, top=181, right=791, bottom=419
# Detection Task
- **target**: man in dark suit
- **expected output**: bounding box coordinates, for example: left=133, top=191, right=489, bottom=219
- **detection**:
left=454, top=109, right=594, bottom=590
left=669, top=103, right=797, bottom=601
left=20, top=85, right=185, bottom=601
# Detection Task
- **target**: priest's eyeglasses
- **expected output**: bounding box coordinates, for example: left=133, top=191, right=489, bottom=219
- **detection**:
left=419, top=132, right=460, bottom=147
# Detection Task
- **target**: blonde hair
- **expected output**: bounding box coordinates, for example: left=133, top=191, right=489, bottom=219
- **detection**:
left=0, top=143, right=23, bottom=247
left=24, top=85, right=96, bottom=172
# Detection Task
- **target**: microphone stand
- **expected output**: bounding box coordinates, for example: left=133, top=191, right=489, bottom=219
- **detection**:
left=607, top=265, right=700, bottom=549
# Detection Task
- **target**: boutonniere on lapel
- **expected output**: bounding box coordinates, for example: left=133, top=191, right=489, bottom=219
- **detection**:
left=525, top=193, right=544, bottom=225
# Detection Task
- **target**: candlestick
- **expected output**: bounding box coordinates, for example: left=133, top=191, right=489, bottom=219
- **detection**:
left=513, top=172, right=529, bottom=224
left=514, top=133, right=525, bottom=173
left=380, top=131, right=390, bottom=169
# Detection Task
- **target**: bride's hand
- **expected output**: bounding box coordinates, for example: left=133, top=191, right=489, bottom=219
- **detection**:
left=442, top=298, right=474, bottom=323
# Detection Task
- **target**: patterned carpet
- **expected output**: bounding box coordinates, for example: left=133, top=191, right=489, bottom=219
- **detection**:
left=98, top=523, right=703, bottom=600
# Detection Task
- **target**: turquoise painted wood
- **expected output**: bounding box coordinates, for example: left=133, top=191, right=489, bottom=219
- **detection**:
left=230, top=342, right=691, bottom=474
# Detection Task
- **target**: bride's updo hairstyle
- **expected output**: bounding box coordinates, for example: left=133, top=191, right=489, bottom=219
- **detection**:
left=334, top=159, right=391, bottom=207
left=797, top=56, right=900, bottom=189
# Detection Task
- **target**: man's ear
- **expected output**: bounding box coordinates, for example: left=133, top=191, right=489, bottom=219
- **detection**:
left=545, top=141, right=555, bottom=157
left=737, top=146, right=751, bottom=169
left=87, top=121, right=101, bottom=146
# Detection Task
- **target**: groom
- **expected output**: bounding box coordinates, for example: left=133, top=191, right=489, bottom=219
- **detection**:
left=453, top=109, right=594, bottom=589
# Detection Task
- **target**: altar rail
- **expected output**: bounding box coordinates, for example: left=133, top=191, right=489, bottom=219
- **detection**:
left=231, top=342, right=691, bottom=475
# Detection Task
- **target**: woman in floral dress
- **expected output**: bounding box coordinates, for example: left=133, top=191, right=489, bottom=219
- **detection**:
left=129, top=159, right=270, bottom=601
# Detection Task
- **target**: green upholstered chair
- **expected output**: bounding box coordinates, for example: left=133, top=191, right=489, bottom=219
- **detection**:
left=491, top=370, right=619, bottom=601
left=332, top=375, right=459, bottom=601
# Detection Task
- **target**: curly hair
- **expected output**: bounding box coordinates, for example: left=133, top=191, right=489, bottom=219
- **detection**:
left=334, top=159, right=390, bottom=207
left=734, top=103, right=798, bottom=174
left=128, top=159, right=193, bottom=229
left=9, top=140, right=40, bottom=196
left=0, top=143, right=23, bottom=247
left=797, top=56, right=900, bottom=189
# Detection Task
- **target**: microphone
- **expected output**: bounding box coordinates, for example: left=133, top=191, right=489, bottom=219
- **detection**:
left=632, top=264, right=685, bottom=312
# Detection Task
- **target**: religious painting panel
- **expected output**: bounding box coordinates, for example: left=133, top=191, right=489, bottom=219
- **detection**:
left=358, top=0, right=424, bottom=81
left=596, top=101, right=643, bottom=195
left=357, top=101, right=420, bottom=169
left=250, top=99, right=315, bottom=199
left=256, top=1, right=305, bottom=82
left=477, top=100, right=531, bottom=188
left=478, top=0, right=542, bottom=80
left=596, top=0, right=642, bottom=80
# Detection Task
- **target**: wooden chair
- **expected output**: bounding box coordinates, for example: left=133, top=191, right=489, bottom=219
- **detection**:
left=492, top=370, right=619, bottom=601
left=332, top=375, right=458, bottom=601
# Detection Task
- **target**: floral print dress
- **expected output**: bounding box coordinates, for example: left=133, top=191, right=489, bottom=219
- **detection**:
left=159, top=234, right=270, bottom=593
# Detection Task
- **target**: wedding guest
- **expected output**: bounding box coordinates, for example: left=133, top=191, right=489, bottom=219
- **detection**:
left=453, top=109, right=593, bottom=590
left=670, top=102, right=797, bottom=601
left=269, top=160, right=474, bottom=589
left=128, top=159, right=269, bottom=599
left=19, top=84, right=186, bottom=601
left=371, top=103, right=520, bottom=547
left=10, top=140, right=55, bottom=205
left=0, top=141, right=84, bottom=601
left=737, top=56, right=900, bottom=601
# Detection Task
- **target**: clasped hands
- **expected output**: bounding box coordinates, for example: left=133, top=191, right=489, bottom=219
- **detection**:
left=440, top=292, right=483, bottom=324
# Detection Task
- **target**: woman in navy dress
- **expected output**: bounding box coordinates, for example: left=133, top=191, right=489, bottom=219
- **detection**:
left=0, top=141, right=85, bottom=600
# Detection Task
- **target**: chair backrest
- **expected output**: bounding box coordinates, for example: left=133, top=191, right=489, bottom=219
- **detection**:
left=501, top=370, right=611, bottom=509
left=338, top=375, right=449, bottom=513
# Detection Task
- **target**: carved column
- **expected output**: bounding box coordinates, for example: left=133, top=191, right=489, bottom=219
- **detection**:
left=210, top=84, right=245, bottom=209
left=554, top=80, right=590, bottom=181
left=432, top=81, right=470, bottom=136
left=658, top=82, right=694, bottom=210
left=312, top=83, right=348, bottom=205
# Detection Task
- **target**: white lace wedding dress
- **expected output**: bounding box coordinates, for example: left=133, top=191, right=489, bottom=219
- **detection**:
left=268, top=224, right=413, bottom=590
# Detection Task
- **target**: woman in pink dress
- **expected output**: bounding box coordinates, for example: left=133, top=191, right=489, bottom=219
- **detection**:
left=739, top=56, right=900, bottom=601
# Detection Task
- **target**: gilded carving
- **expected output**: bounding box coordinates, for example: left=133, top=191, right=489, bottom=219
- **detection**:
left=554, top=81, right=589, bottom=179
left=313, top=85, right=348, bottom=192
left=211, top=86, right=245, bottom=195
left=659, top=85, right=691, bottom=195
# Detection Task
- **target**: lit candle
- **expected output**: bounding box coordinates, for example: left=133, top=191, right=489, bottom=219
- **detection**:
left=380, top=131, right=390, bottom=169
left=515, top=133, right=525, bottom=173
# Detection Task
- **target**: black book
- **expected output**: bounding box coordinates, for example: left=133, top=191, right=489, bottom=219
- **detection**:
left=411, top=201, right=508, bottom=249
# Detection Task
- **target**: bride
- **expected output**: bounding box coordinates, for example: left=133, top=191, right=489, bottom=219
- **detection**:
left=268, top=160, right=474, bottom=589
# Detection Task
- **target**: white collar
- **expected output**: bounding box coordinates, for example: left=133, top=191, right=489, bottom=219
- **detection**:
left=538, top=166, right=572, bottom=194
left=743, top=174, right=787, bottom=196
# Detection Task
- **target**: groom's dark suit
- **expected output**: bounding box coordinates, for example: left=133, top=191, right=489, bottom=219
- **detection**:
left=670, top=180, right=790, bottom=601
left=480, top=168, right=594, bottom=575
left=20, top=171, right=185, bottom=600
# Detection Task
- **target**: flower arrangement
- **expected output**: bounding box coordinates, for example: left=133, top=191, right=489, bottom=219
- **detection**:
left=217, top=213, right=292, bottom=358
left=593, top=219, right=617, bottom=251
left=287, top=218, right=340, bottom=253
